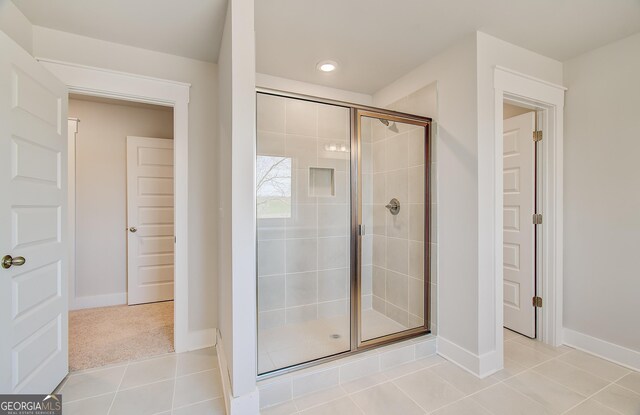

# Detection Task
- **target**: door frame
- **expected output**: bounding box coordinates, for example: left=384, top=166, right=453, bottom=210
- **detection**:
left=36, top=58, right=192, bottom=352
left=494, top=66, right=566, bottom=348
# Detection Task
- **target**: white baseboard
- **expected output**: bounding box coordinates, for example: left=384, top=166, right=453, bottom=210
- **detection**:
left=217, top=330, right=232, bottom=414
left=478, top=348, right=502, bottom=378
left=216, top=330, right=260, bottom=415
left=70, top=293, right=126, bottom=310
left=437, top=336, right=501, bottom=378
left=563, top=328, right=640, bottom=372
left=437, top=336, right=480, bottom=376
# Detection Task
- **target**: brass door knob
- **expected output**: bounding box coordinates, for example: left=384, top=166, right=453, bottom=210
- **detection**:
left=129, top=227, right=137, bottom=233
left=2, top=255, right=26, bottom=269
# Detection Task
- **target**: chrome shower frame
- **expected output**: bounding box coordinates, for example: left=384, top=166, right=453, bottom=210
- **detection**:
left=255, top=88, right=432, bottom=380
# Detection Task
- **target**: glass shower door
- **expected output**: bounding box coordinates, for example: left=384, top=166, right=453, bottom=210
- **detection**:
left=256, top=93, right=352, bottom=374
left=358, top=111, right=430, bottom=344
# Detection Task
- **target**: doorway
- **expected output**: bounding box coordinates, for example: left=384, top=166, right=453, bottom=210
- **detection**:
left=255, top=91, right=431, bottom=376
left=502, top=101, right=539, bottom=339
left=67, top=94, right=175, bottom=371
left=0, top=47, right=191, bottom=393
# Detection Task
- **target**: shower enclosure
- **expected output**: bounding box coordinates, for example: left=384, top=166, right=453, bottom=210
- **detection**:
left=256, top=90, right=431, bottom=376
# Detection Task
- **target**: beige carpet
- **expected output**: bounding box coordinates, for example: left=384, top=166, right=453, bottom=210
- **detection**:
left=69, top=301, right=174, bottom=371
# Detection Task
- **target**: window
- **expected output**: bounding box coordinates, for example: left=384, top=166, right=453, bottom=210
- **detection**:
left=256, top=156, right=292, bottom=219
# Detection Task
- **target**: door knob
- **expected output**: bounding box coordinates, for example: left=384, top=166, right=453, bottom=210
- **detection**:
left=2, top=255, right=26, bottom=269
left=128, top=227, right=137, bottom=233
left=385, top=198, right=400, bottom=215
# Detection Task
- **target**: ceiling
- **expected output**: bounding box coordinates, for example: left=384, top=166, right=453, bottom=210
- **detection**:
left=13, top=0, right=640, bottom=94
left=255, top=0, right=640, bottom=93
left=12, top=0, right=228, bottom=63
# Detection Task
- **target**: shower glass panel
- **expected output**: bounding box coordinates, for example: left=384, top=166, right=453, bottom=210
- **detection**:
left=256, top=93, right=351, bottom=375
left=359, top=112, right=429, bottom=343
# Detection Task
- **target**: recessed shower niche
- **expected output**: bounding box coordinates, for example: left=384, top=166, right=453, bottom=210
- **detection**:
left=309, top=167, right=335, bottom=197
left=256, top=90, right=432, bottom=376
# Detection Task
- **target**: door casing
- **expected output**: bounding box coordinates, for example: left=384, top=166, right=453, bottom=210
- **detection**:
left=494, top=66, right=566, bottom=356
left=37, top=59, right=195, bottom=353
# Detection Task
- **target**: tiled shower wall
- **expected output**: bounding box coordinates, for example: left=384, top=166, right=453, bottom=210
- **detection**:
left=384, top=82, right=438, bottom=334
left=256, top=94, right=352, bottom=330
left=361, top=118, right=427, bottom=330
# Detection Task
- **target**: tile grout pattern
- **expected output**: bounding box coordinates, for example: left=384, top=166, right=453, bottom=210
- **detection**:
left=57, top=347, right=225, bottom=415
left=258, top=309, right=410, bottom=374
left=262, top=329, right=640, bottom=415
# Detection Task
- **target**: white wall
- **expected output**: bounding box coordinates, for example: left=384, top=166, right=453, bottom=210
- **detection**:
left=217, top=0, right=259, bottom=411
left=0, top=0, right=32, bottom=54
left=69, top=97, right=173, bottom=308
left=375, top=34, right=480, bottom=367
left=31, top=26, right=218, bottom=334
left=374, top=32, right=564, bottom=376
left=256, top=73, right=373, bottom=106
left=217, top=1, right=233, bottom=389
left=563, top=33, right=640, bottom=361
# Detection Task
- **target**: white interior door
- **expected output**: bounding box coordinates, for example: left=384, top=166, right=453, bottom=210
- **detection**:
left=503, top=112, right=536, bottom=338
left=0, top=32, right=68, bottom=393
left=126, top=136, right=174, bottom=305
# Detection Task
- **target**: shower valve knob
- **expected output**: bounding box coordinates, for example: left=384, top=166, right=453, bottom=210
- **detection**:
left=385, top=198, right=400, bottom=215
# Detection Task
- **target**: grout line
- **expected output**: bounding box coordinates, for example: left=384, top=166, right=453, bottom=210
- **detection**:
left=552, top=353, right=629, bottom=382
left=114, top=368, right=218, bottom=394
left=389, top=378, right=431, bottom=413
left=172, top=396, right=224, bottom=413
left=61, top=391, right=115, bottom=406
left=343, top=394, right=366, bottom=415
left=170, top=356, right=178, bottom=411
left=558, top=372, right=630, bottom=415
left=267, top=338, right=635, bottom=415
left=420, top=344, right=569, bottom=413
left=106, top=360, right=129, bottom=415
left=615, top=381, right=640, bottom=396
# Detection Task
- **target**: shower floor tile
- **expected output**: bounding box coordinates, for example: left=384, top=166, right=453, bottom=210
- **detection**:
left=258, top=309, right=408, bottom=374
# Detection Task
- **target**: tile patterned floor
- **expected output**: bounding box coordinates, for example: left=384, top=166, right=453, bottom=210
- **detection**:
left=262, top=329, right=640, bottom=415
left=57, top=331, right=640, bottom=414
left=259, top=309, right=409, bottom=374
left=57, top=347, right=225, bottom=415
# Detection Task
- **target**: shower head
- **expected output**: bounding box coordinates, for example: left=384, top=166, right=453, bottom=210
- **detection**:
left=378, top=118, right=399, bottom=133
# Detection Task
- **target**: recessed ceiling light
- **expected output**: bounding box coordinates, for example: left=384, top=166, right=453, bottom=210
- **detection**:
left=317, top=60, right=338, bottom=72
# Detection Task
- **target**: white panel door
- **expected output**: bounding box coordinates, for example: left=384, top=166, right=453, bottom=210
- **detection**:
left=126, top=136, right=174, bottom=305
left=0, top=32, right=68, bottom=393
left=503, top=112, right=536, bottom=338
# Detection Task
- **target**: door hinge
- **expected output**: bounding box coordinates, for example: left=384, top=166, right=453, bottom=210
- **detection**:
left=532, top=213, right=543, bottom=225
left=533, top=130, right=542, bottom=142
left=532, top=296, right=543, bottom=308
left=358, top=224, right=366, bottom=236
